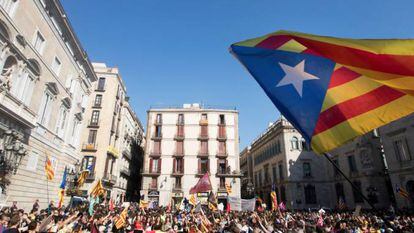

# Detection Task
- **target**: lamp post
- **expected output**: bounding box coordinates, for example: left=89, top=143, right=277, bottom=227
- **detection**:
left=0, top=129, right=28, bottom=194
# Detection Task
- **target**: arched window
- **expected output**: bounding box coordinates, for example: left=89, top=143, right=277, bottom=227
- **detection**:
left=304, top=184, right=317, bottom=204
left=301, top=138, right=310, bottom=151
left=291, top=136, right=299, bottom=150
left=0, top=20, right=10, bottom=44
left=1, top=55, right=17, bottom=90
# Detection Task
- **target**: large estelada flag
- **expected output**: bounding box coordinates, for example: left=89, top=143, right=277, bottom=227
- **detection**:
left=189, top=172, right=212, bottom=194
left=230, top=30, right=414, bottom=154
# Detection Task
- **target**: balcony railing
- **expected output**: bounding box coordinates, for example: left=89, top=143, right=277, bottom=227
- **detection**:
left=172, top=168, right=184, bottom=176
left=120, top=167, right=131, bottom=176
left=174, top=134, right=185, bottom=140
left=199, top=119, right=208, bottom=126
left=88, top=120, right=100, bottom=128
left=148, top=183, right=158, bottom=190
left=107, top=146, right=119, bottom=158
left=173, top=151, right=184, bottom=157
left=151, top=134, right=163, bottom=140
left=197, top=151, right=209, bottom=157
left=103, top=173, right=117, bottom=185
left=216, top=151, right=227, bottom=158
left=82, top=142, right=98, bottom=151
left=198, top=134, right=209, bottom=140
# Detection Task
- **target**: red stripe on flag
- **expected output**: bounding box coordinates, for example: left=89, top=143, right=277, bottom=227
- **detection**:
left=313, top=86, right=405, bottom=135
left=291, top=36, right=414, bottom=76
left=302, top=48, right=321, bottom=56
left=328, top=67, right=361, bottom=89
left=255, top=35, right=291, bottom=50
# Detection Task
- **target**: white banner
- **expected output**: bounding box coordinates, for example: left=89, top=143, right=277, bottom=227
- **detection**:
left=228, top=196, right=241, bottom=211
left=228, top=197, right=256, bottom=211
left=241, top=198, right=256, bottom=211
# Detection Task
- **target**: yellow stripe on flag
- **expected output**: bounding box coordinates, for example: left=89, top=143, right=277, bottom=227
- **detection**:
left=321, top=76, right=382, bottom=111
left=312, top=94, right=414, bottom=153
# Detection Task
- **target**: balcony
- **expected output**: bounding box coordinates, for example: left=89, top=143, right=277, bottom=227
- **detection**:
left=154, top=120, right=162, bottom=126
left=122, top=150, right=132, bottom=160
left=88, top=120, right=100, bottom=128
left=151, top=134, right=162, bottom=141
left=174, top=134, right=185, bottom=141
left=199, top=119, right=208, bottom=126
left=82, top=142, right=98, bottom=152
left=120, top=167, right=131, bottom=177
left=86, top=172, right=95, bottom=182
left=216, top=151, right=228, bottom=158
left=197, top=151, right=209, bottom=158
left=149, top=151, right=161, bottom=158
left=92, top=104, right=102, bottom=109
left=148, top=183, right=158, bottom=191
left=107, top=145, right=119, bottom=158
left=103, top=173, right=117, bottom=185
left=171, top=169, right=184, bottom=176
left=216, top=170, right=243, bottom=178
left=173, top=184, right=182, bottom=191
left=198, top=134, right=209, bottom=141
left=196, top=170, right=210, bottom=177
left=173, top=151, right=184, bottom=158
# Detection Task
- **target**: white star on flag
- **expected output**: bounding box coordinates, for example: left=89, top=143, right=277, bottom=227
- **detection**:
left=276, top=60, right=319, bottom=97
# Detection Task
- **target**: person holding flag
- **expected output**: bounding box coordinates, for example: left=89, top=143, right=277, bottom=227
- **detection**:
left=208, top=191, right=218, bottom=211
left=270, top=184, right=278, bottom=212
left=57, top=167, right=68, bottom=208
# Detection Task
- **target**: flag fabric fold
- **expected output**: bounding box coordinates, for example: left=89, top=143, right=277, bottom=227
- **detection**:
left=270, top=184, right=278, bottom=211
left=189, top=172, right=212, bottom=194
left=45, top=155, right=54, bottom=180
left=208, top=191, right=218, bottom=211
left=57, top=167, right=68, bottom=208
left=90, top=179, right=105, bottom=197
left=115, top=207, right=128, bottom=229
left=230, top=30, right=414, bottom=154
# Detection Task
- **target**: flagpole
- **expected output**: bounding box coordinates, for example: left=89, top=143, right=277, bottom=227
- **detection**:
left=323, top=153, right=376, bottom=210
left=46, top=172, right=50, bottom=212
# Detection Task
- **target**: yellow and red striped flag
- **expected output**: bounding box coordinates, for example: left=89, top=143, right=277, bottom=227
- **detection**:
left=189, top=194, right=197, bottom=206
left=115, top=207, right=128, bottom=229
left=396, top=187, right=410, bottom=199
left=225, top=183, right=232, bottom=194
left=231, top=30, right=414, bottom=154
left=45, top=154, right=54, bottom=180
left=77, top=170, right=89, bottom=188
left=90, top=179, right=105, bottom=197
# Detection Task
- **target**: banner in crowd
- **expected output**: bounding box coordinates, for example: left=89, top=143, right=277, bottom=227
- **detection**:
left=228, top=197, right=255, bottom=211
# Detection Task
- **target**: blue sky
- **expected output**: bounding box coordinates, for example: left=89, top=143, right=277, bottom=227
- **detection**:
left=61, top=0, right=413, bottom=149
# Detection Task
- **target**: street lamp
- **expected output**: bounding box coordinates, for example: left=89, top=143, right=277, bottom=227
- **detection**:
left=0, top=129, right=28, bottom=193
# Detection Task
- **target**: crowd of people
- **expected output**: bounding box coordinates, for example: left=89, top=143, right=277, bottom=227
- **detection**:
left=0, top=199, right=412, bottom=233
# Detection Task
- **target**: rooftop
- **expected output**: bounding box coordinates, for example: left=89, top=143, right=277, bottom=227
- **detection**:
left=148, top=103, right=237, bottom=112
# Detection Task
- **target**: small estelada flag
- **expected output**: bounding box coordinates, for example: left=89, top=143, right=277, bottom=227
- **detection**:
left=45, top=154, right=54, bottom=180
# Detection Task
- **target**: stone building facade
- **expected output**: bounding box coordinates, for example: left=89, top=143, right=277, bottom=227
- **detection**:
left=79, top=63, right=144, bottom=203
left=378, top=114, right=414, bottom=209
left=141, top=104, right=241, bottom=207
left=0, top=0, right=97, bottom=210
left=241, top=117, right=330, bottom=210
